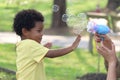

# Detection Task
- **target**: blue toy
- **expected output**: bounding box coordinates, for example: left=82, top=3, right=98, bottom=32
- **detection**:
left=87, top=21, right=110, bottom=40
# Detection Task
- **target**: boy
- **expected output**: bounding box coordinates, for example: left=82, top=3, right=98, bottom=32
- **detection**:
left=13, top=9, right=81, bottom=80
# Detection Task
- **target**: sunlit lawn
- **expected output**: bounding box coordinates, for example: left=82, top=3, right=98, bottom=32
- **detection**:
left=0, top=44, right=107, bottom=80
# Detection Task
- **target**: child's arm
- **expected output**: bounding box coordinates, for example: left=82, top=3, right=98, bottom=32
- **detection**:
left=45, top=35, right=81, bottom=58
left=96, top=42, right=117, bottom=80
left=44, top=42, right=52, bottom=49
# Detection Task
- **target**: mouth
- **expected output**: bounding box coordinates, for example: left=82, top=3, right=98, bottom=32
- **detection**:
left=40, top=37, right=42, bottom=40
left=39, top=38, right=42, bottom=41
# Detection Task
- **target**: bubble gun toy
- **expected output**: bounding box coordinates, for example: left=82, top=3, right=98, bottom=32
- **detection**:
left=87, top=21, right=110, bottom=40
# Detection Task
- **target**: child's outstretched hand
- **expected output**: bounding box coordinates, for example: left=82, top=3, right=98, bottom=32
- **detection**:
left=44, top=42, right=52, bottom=49
left=71, top=35, right=81, bottom=50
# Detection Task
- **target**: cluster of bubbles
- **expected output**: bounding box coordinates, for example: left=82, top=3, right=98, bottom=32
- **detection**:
left=62, top=13, right=88, bottom=34
left=52, top=4, right=88, bottom=34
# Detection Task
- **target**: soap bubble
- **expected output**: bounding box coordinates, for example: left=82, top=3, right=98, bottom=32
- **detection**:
left=62, top=14, right=69, bottom=22
left=77, top=13, right=87, bottom=20
left=61, top=12, right=88, bottom=35
left=52, top=4, right=59, bottom=12
left=67, top=13, right=88, bottom=35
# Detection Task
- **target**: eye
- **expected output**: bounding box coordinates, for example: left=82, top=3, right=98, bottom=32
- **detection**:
left=37, top=30, right=41, bottom=32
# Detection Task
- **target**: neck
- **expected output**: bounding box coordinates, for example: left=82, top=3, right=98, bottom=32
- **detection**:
left=21, top=36, right=28, bottom=40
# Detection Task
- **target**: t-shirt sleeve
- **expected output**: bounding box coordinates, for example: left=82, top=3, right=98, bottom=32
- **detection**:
left=29, top=40, right=49, bottom=63
left=32, top=46, right=49, bottom=63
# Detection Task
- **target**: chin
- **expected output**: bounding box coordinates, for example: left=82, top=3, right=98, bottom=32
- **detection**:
left=39, top=41, right=41, bottom=43
left=39, top=40, right=42, bottom=43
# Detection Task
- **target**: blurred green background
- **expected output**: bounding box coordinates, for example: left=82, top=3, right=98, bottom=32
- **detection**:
left=0, top=0, right=107, bottom=32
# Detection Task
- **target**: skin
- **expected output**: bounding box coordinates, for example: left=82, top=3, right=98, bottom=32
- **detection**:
left=21, top=21, right=81, bottom=58
left=44, top=42, right=52, bottom=49
left=94, top=33, right=118, bottom=80
left=94, top=33, right=112, bottom=49
left=21, top=21, right=44, bottom=43
left=97, top=41, right=117, bottom=80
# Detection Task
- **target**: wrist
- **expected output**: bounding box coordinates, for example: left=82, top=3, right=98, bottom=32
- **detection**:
left=108, top=61, right=117, bottom=67
left=70, top=45, right=75, bottom=51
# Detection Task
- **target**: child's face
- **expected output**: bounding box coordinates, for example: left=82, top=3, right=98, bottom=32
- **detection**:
left=24, top=21, right=44, bottom=43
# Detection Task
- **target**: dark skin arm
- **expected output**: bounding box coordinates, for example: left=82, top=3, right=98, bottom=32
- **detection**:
left=45, top=35, right=81, bottom=58
left=44, top=42, right=52, bottom=49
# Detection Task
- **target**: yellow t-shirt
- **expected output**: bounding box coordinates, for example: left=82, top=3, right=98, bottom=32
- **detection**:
left=16, top=39, right=49, bottom=80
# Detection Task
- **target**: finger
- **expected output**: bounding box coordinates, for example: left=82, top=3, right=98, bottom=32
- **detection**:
left=94, top=35, right=101, bottom=40
left=74, top=35, right=81, bottom=43
left=101, top=35, right=111, bottom=41
left=111, top=42, right=115, bottom=52
left=77, top=35, right=81, bottom=38
left=94, top=36, right=101, bottom=42
left=96, top=46, right=104, bottom=55
left=101, top=41, right=109, bottom=51
left=77, top=35, right=81, bottom=41
left=96, top=46, right=101, bottom=53
left=94, top=34, right=101, bottom=39
left=95, top=32, right=100, bottom=37
left=100, top=34, right=106, bottom=37
left=97, top=46, right=108, bottom=59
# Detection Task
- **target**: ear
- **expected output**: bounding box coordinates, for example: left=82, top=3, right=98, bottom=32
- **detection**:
left=22, top=28, right=29, bottom=36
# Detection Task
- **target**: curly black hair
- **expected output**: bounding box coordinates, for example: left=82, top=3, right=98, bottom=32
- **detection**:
left=13, top=9, right=44, bottom=36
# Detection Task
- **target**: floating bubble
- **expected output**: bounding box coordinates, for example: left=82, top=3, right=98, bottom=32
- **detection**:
left=79, top=20, right=88, bottom=28
left=52, top=5, right=59, bottom=12
left=77, top=13, right=87, bottom=20
left=61, top=12, right=88, bottom=34
left=67, top=14, right=88, bottom=35
left=66, top=9, right=74, bottom=15
left=62, top=14, right=69, bottom=22
left=73, top=26, right=84, bottom=35
left=67, top=15, right=77, bottom=26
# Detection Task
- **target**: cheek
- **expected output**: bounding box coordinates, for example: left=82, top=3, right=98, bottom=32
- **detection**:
left=39, top=32, right=43, bottom=36
left=33, top=31, right=43, bottom=38
left=37, top=33, right=43, bottom=38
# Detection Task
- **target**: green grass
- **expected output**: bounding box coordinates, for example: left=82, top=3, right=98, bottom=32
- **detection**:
left=0, top=44, right=16, bottom=71
left=0, top=44, right=107, bottom=80
left=0, top=71, right=16, bottom=80
left=0, top=0, right=107, bottom=32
